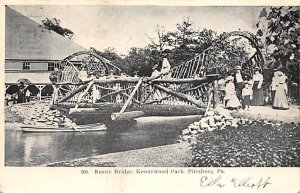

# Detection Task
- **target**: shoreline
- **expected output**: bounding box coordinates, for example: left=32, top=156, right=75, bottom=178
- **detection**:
left=42, top=142, right=192, bottom=167
left=5, top=103, right=300, bottom=167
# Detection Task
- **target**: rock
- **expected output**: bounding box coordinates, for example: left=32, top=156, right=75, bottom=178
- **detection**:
left=207, top=111, right=214, bottom=116
left=216, top=122, right=223, bottom=127
left=207, top=127, right=216, bottom=131
left=214, top=115, right=222, bottom=121
left=232, top=123, right=238, bottom=128
left=189, top=138, right=197, bottom=145
left=48, top=116, right=55, bottom=120
left=182, top=129, right=190, bottom=135
left=201, top=122, right=209, bottom=129
left=226, top=121, right=232, bottom=126
left=226, top=115, right=234, bottom=120
left=189, top=124, right=199, bottom=131
left=23, top=120, right=31, bottom=125
left=208, top=117, right=216, bottom=127
left=193, top=121, right=200, bottom=126
left=191, top=130, right=198, bottom=135
left=200, top=117, right=209, bottom=129
left=53, top=123, right=59, bottom=127
left=182, top=135, right=190, bottom=141
left=37, top=118, right=47, bottom=122
left=231, top=119, right=239, bottom=125
left=53, top=118, right=60, bottom=122
left=46, top=121, right=53, bottom=125
left=219, top=125, right=226, bottom=130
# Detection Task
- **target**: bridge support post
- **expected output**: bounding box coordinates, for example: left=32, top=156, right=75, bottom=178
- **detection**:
left=213, top=80, right=219, bottom=109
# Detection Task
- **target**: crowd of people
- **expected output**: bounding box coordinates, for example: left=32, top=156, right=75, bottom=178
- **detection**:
left=222, top=65, right=289, bottom=111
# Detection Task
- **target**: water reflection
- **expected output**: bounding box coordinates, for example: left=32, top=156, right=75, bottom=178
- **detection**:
left=5, top=116, right=199, bottom=166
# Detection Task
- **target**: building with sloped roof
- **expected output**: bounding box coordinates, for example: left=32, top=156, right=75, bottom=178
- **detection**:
left=5, top=6, right=86, bottom=100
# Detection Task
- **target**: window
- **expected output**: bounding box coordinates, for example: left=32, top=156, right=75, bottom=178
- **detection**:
left=48, top=63, right=60, bottom=71
left=23, top=62, right=30, bottom=70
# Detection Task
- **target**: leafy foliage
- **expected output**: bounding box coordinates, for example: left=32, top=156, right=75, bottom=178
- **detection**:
left=41, top=17, right=74, bottom=39
left=256, top=6, right=300, bottom=84
left=97, top=17, right=256, bottom=77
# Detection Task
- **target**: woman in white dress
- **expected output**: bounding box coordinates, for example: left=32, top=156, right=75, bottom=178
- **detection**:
left=224, top=76, right=241, bottom=109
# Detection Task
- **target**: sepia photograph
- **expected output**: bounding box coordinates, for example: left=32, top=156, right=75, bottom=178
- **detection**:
left=3, top=4, right=300, bottom=169
left=1, top=1, right=300, bottom=193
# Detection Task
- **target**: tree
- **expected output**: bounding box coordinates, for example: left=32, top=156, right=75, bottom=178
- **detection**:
left=41, top=17, right=74, bottom=39
left=122, top=47, right=155, bottom=76
left=256, top=6, right=299, bottom=84
left=96, top=47, right=127, bottom=72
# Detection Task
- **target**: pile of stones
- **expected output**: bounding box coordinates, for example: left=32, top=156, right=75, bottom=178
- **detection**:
left=9, top=101, right=77, bottom=127
left=179, top=107, right=241, bottom=143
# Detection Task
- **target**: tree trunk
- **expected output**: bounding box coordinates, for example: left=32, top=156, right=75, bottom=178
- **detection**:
left=111, top=111, right=145, bottom=121
left=58, top=84, right=88, bottom=103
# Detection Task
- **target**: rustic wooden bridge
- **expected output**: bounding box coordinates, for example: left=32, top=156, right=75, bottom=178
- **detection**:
left=50, top=31, right=265, bottom=123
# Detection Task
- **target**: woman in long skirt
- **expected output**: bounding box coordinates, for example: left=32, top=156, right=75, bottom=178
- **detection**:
left=224, top=76, right=241, bottom=109
left=252, top=67, right=264, bottom=106
left=273, top=76, right=289, bottom=110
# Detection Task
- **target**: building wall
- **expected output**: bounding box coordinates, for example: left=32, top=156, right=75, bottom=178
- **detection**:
left=5, top=61, right=23, bottom=70
left=5, top=71, right=52, bottom=84
left=5, top=61, right=50, bottom=71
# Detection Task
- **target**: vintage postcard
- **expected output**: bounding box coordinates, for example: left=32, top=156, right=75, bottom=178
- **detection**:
left=1, top=0, right=299, bottom=193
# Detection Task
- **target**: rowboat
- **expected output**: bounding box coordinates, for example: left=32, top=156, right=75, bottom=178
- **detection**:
left=21, top=123, right=107, bottom=133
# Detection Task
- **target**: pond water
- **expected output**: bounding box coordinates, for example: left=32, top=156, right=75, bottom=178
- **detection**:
left=5, top=116, right=199, bottom=166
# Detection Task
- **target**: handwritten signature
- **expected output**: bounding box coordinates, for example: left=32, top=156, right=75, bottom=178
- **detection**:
left=200, top=175, right=271, bottom=190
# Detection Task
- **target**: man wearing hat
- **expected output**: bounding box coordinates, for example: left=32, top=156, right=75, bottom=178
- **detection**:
left=234, top=65, right=244, bottom=106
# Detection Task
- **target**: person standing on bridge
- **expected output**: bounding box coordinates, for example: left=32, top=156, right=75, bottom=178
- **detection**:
left=160, top=58, right=172, bottom=79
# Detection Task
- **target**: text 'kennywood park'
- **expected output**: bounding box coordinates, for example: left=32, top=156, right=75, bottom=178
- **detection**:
left=4, top=6, right=300, bottom=167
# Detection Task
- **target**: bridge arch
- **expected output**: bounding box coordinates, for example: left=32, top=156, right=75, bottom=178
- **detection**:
left=220, top=31, right=266, bottom=71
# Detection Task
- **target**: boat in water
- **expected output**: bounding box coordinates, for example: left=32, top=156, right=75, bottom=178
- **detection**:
left=21, top=123, right=107, bottom=133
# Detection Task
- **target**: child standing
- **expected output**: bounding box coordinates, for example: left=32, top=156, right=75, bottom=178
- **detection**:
left=242, top=82, right=252, bottom=111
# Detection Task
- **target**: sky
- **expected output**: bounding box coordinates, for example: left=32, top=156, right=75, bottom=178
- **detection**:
left=10, top=5, right=263, bottom=55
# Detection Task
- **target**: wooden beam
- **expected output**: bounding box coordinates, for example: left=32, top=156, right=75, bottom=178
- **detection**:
left=111, top=111, right=145, bottom=121
left=153, top=84, right=202, bottom=108
left=119, top=78, right=143, bottom=114
left=58, top=84, right=88, bottom=103
left=56, top=76, right=216, bottom=86
left=151, top=77, right=213, bottom=84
